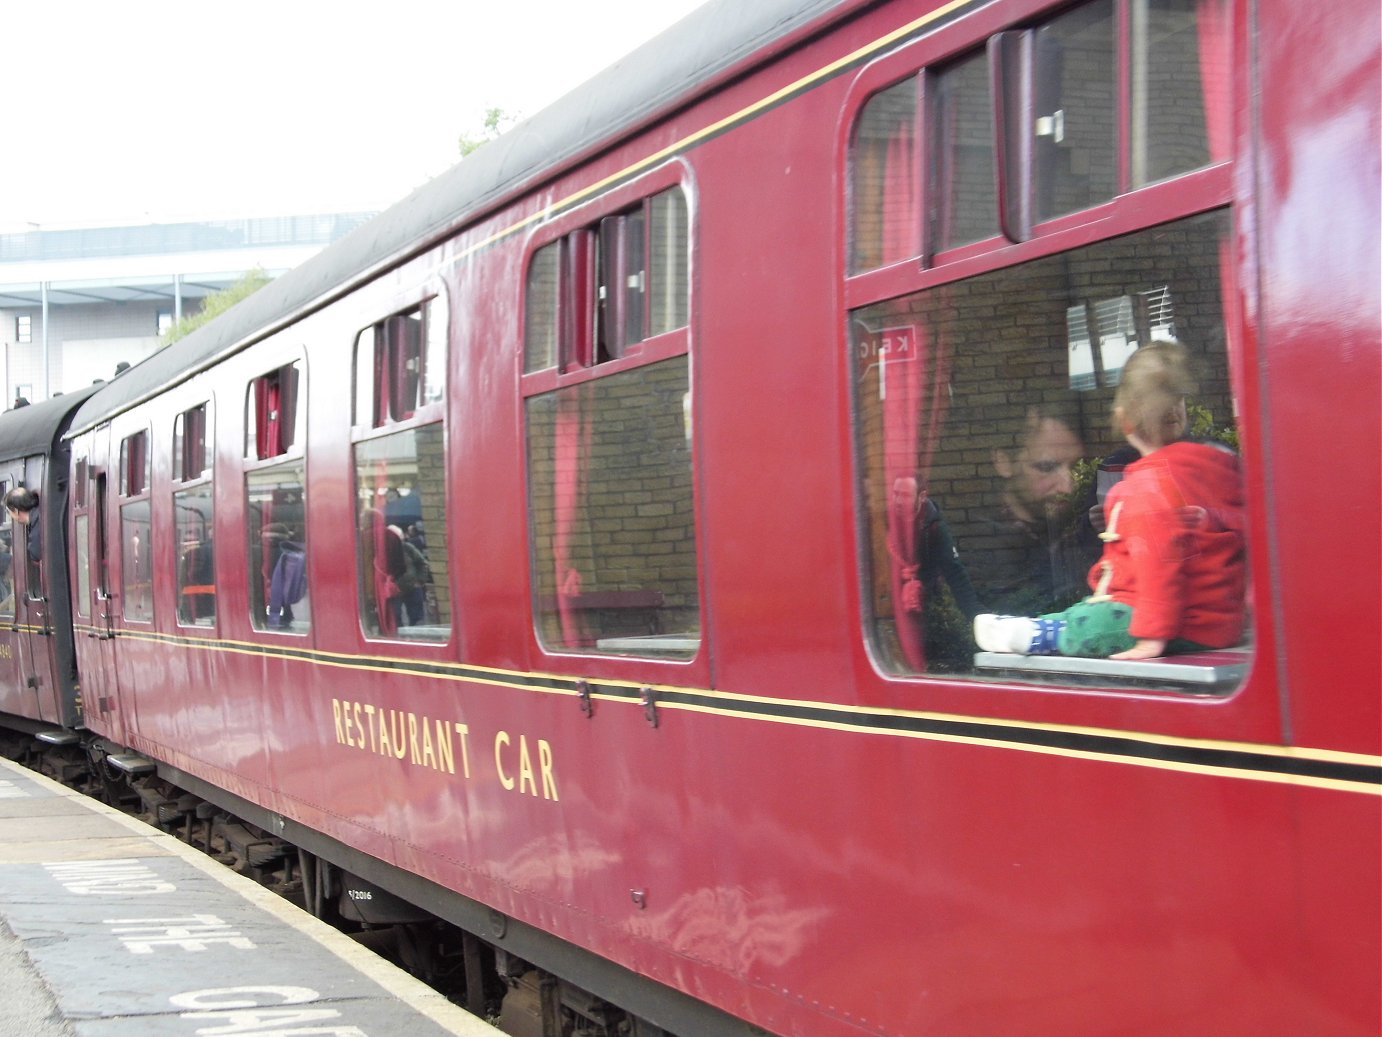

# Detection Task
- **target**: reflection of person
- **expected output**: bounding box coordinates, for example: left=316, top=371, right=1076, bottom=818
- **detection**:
left=975, top=342, right=1246, bottom=660
left=965, top=407, right=1094, bottom=616
left=4, top=487, right=41, bottom=562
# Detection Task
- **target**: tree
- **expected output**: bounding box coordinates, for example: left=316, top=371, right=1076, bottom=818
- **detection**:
left=458, top=107, right=521, bottom=158
left=161, top=268, right=270, bottom=345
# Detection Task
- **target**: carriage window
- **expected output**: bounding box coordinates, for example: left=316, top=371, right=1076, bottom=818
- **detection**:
left=852, top=211, right=1242, bottom=686
left=852, top=0, right=1230, bottom=263
left=353, top=426, right=450, bottom=642
left=0, top=481, right=12, bottom=619
left=174, top=404, right=215, bottom=627
left=933, top=51, right=996, bottom=252
left=526, top=355, right=699, bottom=656
left=74, top=513, right=90, bottom=620
left=354, top=297, right=447, bottom=428
left=247, top=363, right=301, bottom=460
left=119, top=431, right=153, bottom=623
left=850, top=77, right=919, bottom=272
left=119, top=429, right=149, bottom=496
left=174, top=403, right=210, bottom=483
left=246, top=463, right=308, bottom=633
left=524, top=186, right=689, bottom=372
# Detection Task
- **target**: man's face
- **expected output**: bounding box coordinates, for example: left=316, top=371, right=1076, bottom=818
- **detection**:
left=999, top=418, right=1083, bottom=523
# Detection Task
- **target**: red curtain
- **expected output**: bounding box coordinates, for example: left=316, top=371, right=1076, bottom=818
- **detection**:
left=882, top=325, right=928, bottom=671
left=881, top=116, right=920, bottom=266
left=553, top=385, right=593, bottom=648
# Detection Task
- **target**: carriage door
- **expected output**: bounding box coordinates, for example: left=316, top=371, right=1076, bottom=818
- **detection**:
left=16, top=455, right=60, bottom=723
left=86, top=459, right=127, bottom=741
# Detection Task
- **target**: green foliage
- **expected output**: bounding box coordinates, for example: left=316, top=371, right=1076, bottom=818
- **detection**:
left=1187, top=402, right=1239, bottom=451
left=458, top=107, right=521, bottom=158
left=161, top=269, right=270, bottom=345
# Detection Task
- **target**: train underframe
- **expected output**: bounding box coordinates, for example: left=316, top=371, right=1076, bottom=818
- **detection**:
left=1, top=727, right=684, bottom=1037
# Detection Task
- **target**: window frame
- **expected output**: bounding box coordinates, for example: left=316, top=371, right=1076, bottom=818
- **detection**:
left=173, top=401, right=216, bottom=629
left=117, top=427, right=154, bottom=624
left=521, top=163, right=692, bottom=399
left=841, top=0, right=1247, bottom=701
left=841, top=0, right=1233, bottom=308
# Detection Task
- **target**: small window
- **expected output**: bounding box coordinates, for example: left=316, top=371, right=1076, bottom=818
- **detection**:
left=525, top=186, right=689, bottom=373
left=247, top=464, right=307, bottom=632
left=354, top=426, right=450, bottom=641
left=174, top=403, right=210, bottom=482
left=119, top=430, right=150, bottom=497
left=157, top=310, right=174, bottom=336
left=850, top=77, right=920, bottom=272
left=354, top=297, right=448, bottom=428
left=247, top=362, right=301, bottom=460
left=74, top=459, right=88, bottom=508
left=931, top=51, right=997, bottom=252
left=16, top=316, right=31, bottom=344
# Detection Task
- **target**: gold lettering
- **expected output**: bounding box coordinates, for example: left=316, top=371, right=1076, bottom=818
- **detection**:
left=352, top=702, right=364, bottom=749
left=539, top=739, right=558, bottom=801
left=332, top=700, right=345, bottom=745
left=343, top=701, right=356, bottom=747
left=518, top=736, right=537, bottom=796
left=495, top=731, right=514, bottom=790
left=363, top=704, right=377, bottom=753
left=435, top=719, right=454, bottom=775
left=421, top=716, right=437, bottom=771
left=408, top=714, right=421, bottom=764
left=454, top=723, right=471, bottom=778
left=390, top=711, right=408, bottom=759
left=378, top=713, right=393, bottom=757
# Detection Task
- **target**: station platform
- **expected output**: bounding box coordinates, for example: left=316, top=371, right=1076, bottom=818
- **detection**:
left=0, top=756, right=499, bottom=1037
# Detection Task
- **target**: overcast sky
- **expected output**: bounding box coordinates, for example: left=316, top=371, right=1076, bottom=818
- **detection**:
left=2, top=1, right=708, bottom=231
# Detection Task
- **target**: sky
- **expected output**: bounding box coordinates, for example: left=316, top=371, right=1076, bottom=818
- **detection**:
left=1, top=1, right=709, bottom=232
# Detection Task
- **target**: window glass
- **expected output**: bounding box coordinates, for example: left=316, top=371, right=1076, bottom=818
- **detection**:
left=246, top=463, right=308, bottom=632
left=527, top=355, right=699, bottom=656
left=852, top=210, right=1241, bottom=684
left=175, top=485, right=215, bottom=627
left=525, top=243, right=560, bottom=373
left=354, top=426, right=450, bottom=641
left=354, top=327, right=376, bottom=425
left=850, top=78, right=920, bottom=272
left=932, top=52, right=996, bottom=251
left=0, top=500, right=13, bottom=619
left=423, top=294, right=448, bottom=406
left=649, top=188, right=690, bottom=335
left=247, top=363, right=301, bottom=460
left=175, top=404, right=209, bottom=482
left=1132, top=0, right=1230, bottom=185
left=1033, top=0, right=1118, bottom=222
left=121, top=499, right=153, bottom=622
left=74, top=514, right=90, bottom=619
left=120, top=431, right=149, bottom=496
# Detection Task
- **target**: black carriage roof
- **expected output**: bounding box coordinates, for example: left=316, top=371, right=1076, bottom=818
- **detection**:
left=0, top=384, right=103, bottom=463
left=66, top=0, right=855, bottom=439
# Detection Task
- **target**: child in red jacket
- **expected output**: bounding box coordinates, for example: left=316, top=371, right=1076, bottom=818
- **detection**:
left=974, top=341, right=1246, bottom=660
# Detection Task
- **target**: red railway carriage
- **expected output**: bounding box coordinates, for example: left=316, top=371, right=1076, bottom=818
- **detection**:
left=6, top=0, right=1380, bottom=1034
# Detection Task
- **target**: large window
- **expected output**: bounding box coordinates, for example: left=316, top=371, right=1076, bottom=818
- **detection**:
left=174, top=403, right=215, bottom=627
left=119, top=430, right=153, bottom=623
left=524, top=185, right=698, bottom=656
left=352, top=296, right=450, bottom=642
left=246, top=364, right=308, bottom=633
left=848, top=0, right=1239, bottom=690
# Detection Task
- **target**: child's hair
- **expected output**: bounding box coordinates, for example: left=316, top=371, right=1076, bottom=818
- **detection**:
left=1112, top=340, right=1196, bottom=448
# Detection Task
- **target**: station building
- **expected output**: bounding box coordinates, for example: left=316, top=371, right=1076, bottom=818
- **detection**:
left=0, top=214, right=373, bottom=406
